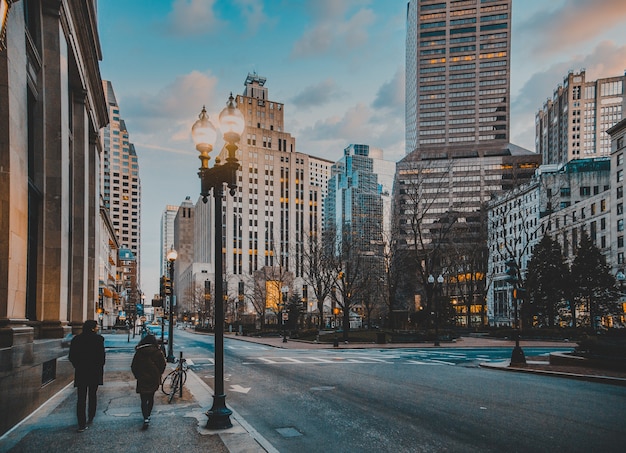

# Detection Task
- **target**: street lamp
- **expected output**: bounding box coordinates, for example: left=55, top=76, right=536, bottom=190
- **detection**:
left=166, top=246, right=178, bottom=363
left=192, top=93, right=244, bottom=430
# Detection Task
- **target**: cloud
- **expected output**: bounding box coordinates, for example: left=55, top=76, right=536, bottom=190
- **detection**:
left=517, top=0, right=626, bottom=57
left=511, top=40, right=626, bottom=151
left=296, top=101, right=405, bottom=161
left=120, top=71, right=220, bottom=149
left=290, top=8, right=376, bottom=58
left=372, top=68, right=405, bottom=112
left=165, top=0, right=221, bottom=37
left=305, top=0, right=374, bottom=20
left=233, top=0, right=274, bottom=35
left=290, top=79, right=344, bottom=109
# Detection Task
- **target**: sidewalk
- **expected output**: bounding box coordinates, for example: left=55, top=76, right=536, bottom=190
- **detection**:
left=0, top=332, right=270, bottom=453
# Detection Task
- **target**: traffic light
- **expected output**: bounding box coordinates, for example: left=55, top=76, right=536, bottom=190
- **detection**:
left=505, top=259, right=519, bottom=284
left=163, top=277, right=172, bottom=296
left=512, top=288, right=526, bottom=300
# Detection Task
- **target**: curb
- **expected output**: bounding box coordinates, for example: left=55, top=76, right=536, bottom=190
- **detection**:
left=480, top=361, right=626, bottom=387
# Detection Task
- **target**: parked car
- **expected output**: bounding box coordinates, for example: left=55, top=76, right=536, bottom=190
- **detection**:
left=145, top=323, right=168, bottom=344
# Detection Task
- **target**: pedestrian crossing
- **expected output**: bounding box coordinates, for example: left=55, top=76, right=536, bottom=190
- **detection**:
left=233, top=347, right=567, bottom=367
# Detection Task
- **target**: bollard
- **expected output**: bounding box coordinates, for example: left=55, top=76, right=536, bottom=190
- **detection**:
left=179, top=351, right=184, bottom=397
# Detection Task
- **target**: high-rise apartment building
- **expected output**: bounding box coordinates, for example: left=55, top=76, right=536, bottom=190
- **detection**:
left=101, top=80, right=142, bottom=285
left=536, top=70, right=626, bottom=166
left=406, top=0, right=511, bottom=154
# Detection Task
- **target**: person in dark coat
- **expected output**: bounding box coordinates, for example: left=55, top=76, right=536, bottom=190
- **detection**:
left=69, top=319, right=106, bottom=432
left=131, top=334, right=166, bottom=428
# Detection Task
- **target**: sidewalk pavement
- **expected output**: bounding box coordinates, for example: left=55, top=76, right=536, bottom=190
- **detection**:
left=0, top=332, right=271, bottom=453
left=1, top=332, right=622, bottom=453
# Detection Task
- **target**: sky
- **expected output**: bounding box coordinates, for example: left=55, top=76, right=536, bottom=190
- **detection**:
left=97, top=0, right=626, bottom=299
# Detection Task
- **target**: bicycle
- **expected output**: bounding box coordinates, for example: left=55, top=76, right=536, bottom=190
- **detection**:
left=161, top=357, right=188, bottom=403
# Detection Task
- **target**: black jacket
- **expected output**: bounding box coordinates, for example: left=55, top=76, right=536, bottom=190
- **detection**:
left=131, top=343, right=167, bottom=393
left=69, top=332, right=105, bottom=387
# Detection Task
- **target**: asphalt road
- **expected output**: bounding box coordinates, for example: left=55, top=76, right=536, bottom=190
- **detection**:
left=169, top=329, right=626, bottom=453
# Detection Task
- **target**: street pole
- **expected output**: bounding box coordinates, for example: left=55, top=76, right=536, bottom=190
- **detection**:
left=510, top=286, right=526, bottom=365
left=193, top=95, right=244, bottom=430
left=166, top=248, right=177, bottom=363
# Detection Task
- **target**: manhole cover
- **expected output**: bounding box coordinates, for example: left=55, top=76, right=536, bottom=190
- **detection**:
left=276, top=427, right=302, bottom=438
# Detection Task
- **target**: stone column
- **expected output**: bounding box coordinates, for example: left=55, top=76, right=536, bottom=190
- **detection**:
left=68, top=89, right=88, bottom=327
left=39, top=0, right=69, bottom=338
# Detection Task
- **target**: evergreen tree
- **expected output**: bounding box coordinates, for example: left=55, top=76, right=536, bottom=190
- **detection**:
left=570, top=232, right=618, bottom=329
left=525, top=234, right=569, bottom=327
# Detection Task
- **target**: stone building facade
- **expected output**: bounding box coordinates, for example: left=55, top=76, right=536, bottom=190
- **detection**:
left=0, top=0, right=107, bottom=435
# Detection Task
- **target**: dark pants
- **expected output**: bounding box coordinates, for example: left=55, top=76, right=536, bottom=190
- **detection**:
left=76, top=383, right=98, bottom=428
left=140, top=392, right=155, bottom=419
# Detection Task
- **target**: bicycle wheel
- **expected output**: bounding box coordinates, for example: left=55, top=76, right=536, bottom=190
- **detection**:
left=168, top=373, right=180, bottom=403
left=161, top=370, right=177, bottom=395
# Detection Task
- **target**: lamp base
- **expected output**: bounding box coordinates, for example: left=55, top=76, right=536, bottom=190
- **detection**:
left=510, top=346, right=527, bottom=366
left=205, top=395, right=232, bottom=430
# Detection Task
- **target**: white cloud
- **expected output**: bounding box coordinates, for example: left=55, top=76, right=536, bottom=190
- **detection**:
left=121, top=71, right=220, bottom=151
left=233, top=0, right=274, bottom=35
left=166, top=0, right=221, bottom=36
left=290, top=8, right=376, bottom=58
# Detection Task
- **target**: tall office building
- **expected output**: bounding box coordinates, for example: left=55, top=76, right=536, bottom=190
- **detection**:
left=185, top=74, right=333, bottom=314
left=325, top=144, right=386, bottom=254
left=397, top=0, right=540, bottom=323
left=406, top=0, right=511, bottom=154
left=160, top=205, right=179, bottom=277
left=536, top=70, right=626, bottom=165
left=101, top=80, right=142, bottom=285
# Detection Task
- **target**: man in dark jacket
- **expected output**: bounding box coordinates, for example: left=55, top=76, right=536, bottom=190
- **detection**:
left=69, top=319, right=106, bottom=432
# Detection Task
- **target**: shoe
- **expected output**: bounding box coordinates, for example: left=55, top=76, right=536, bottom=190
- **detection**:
left=77, top=426, right=88, bottom=433
left=144, top=418, right=150, bottom=424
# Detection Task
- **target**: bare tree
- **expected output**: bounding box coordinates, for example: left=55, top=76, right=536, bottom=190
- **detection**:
left=302, top=230, right=336, bottom=339
left=393, top=159, right=458, bottom=328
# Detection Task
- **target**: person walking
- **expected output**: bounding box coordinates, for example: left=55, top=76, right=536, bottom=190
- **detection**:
left=68, top=319, right=106, bottom=432
left=131, top=334, right=167, bottom=429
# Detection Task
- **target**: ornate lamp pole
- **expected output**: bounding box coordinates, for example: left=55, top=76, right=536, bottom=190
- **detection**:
left=192, top=94, right=245, bottom=430
left=166, top=246, right=177, bottom=362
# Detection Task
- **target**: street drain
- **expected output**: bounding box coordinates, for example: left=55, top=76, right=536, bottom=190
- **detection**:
left=276, top=427, right=302, bottom=438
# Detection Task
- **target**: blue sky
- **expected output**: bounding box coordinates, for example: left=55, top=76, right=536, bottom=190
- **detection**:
left=97, top=0, right=626, bottom=299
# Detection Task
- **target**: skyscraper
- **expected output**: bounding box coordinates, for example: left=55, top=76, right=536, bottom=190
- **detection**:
left=536, top=70, right=626, bottom=165
left=101, top=80, right=142, bottom=284
left=406, top=0, right=511, bottom=154
left=160, top=205, right=179, bottom=278
left=397, top=0, right=540, bottom=325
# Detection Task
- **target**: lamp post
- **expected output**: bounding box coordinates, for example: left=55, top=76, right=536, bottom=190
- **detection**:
left=192, top=93, right=244, bottom=430
left=435, top=274, right=443, bottom=346
left=166, top=246, right=177, bottom=363
left=281, top=286, right=289, bottom=343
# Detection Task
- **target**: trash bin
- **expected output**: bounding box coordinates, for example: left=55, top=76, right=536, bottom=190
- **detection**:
left=376, top=332, right=386, bottom=344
